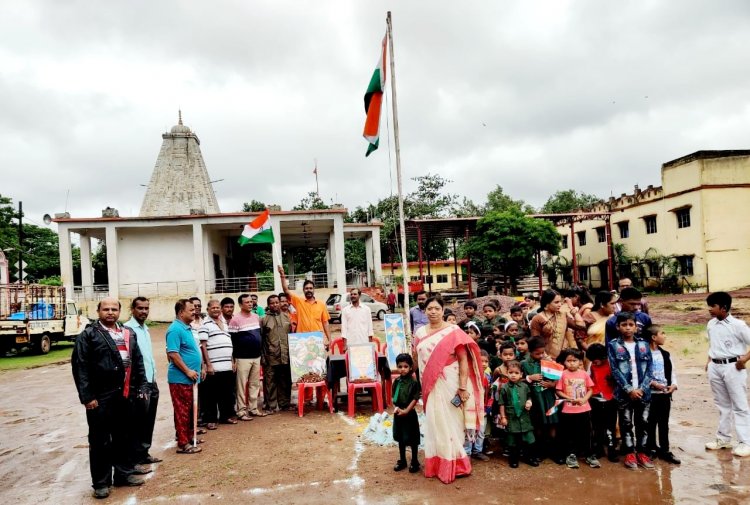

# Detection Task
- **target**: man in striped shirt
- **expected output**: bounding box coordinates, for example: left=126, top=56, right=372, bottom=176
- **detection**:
left=199, top=300, right=237, bottom=428
left=229, top=294, right=264, bottom=419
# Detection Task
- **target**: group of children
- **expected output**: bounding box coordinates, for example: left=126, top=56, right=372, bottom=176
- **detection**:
left=391, top=298, right=681, bottom=473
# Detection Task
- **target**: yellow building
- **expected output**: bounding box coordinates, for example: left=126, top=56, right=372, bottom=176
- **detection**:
left=555, top=150, right=750, bottom=292
left=381, top=259, right=468, bottom=292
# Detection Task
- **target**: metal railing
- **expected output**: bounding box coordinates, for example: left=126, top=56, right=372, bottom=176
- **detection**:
left=119, top=281, right=197, bottom=298
left=73, top=285, right=110, bottom=302
left=205, top=276, right=275, bottom=295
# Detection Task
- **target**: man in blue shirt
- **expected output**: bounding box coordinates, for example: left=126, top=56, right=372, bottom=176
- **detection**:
left=167, top=299, right=203, bottom=454
left=410, top=291, right=429, bottom=335
left=125, top=296, right=162, bottom=466
left=605, top=287, right=652, bottom=343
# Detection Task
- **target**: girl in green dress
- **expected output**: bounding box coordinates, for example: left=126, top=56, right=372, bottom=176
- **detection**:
left=499, top=360, right=537, bottom=468
left=392, top=353, right=421, bottom=473
left=522, top=336, right=561, bottom=464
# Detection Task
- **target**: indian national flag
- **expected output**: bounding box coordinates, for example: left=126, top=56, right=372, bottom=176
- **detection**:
left=541, top=360, right=564, bottom=381
left=363, top=34, right=387, bottom=157
left=545, top=399, right=565, bottom=417
left=238, top=209, right=274, bottom=245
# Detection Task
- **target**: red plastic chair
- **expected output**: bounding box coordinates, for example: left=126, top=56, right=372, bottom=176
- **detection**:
left=330, top=337, right=346, bottom=355
left=345, top=344, right=384, bottom=417
left=370, top=337, right=393, bottom=407
left=297, top=381, right=334, bottom=418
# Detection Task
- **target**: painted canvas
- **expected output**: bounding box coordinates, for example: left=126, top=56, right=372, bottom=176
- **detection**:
left=288, top=331, right=327, bottom=382
left=384, top=313, right=408, bottom=369
left=348, top=343, right=377, bottom=382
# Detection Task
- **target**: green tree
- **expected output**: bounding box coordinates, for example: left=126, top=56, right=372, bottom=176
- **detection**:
left=293, top=192, right=329, bottom=211
left=241, top=200, right=267, bottom=212
left=452, top=197, right=484, bottom=217
left=540, top=189, right=601, bottom=214
left=484, top=185, right=534, bottom=214
left=408, top=174, right=457, bottom=218
left=466, top=210, right=561, bottom=293
left=0, top=194, right=79, bottom=282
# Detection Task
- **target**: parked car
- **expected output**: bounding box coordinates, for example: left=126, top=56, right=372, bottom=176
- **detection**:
left=325, top=293, right=387, bottom=323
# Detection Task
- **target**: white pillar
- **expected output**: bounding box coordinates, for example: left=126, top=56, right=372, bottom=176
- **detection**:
left=372, top=226, right=383, bottom=283
left=80, top=234, right=93, bottom=290
left=326, top=231, right=334, bottom=289
left=365, top=235, right=374, bottom=286
left=333, top=217, right=346, bottom=291
left=192, top=223, right=206, bottom=299
left=288, top=250, right=295, bottom=277
left=58, top=226, right=74, bottom=296
left=104, top=225, right=119, bottom=299
left=271, top=217, right=283, bottom=293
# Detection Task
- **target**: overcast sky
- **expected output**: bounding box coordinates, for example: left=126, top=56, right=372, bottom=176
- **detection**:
left=2, top=0, right=750, bottom=229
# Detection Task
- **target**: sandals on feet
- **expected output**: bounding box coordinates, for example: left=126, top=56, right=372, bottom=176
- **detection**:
left=206, top=423, right=218, bottom=430
left=249, top=411, right=267, bottom=417
left=239, top=414, right=254, bottom=421
left=196, top=428, right=207, bottom=435
left=220, top=418, right=238, bottom=424
left=177, top=444, right=202, bottom=454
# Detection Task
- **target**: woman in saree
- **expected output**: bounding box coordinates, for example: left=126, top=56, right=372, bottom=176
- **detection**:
left=583, top=291, right=618, bottom=349
left=414, top=296, right=484, bottom=484
left=529, top=289, right=583, bottom=359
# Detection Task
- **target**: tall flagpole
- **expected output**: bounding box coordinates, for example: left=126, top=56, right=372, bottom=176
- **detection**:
left=314, top=158, right=320, bottom=197
left=386, top=11, right=411, bottom=337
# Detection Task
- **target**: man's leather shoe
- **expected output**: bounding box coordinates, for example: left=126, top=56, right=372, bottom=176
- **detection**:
left=132, top=464, right=153, bottom=475
left=93, top=487, right=110, bottom=499
left=113, top=475, right=145, bottom=487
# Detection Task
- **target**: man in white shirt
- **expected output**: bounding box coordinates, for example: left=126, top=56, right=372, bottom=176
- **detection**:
left=704, top=291, right=750, bottom=457
left=341, top=288, right=374, bottom=348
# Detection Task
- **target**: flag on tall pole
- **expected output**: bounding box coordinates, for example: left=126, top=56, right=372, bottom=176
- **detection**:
left=238, top=209, right=274, bottom=245
left=363, top=34, right=387, bottom=157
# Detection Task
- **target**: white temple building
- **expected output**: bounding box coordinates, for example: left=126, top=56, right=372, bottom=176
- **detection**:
left=55, top=114, right=382, bottom=319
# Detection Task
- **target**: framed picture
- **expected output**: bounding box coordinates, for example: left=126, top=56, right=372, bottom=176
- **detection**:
left=347, top=343, right=377, bottom=382
left=384, top=313, right=408, bottom=369
left=288, top=331, right=327, bottom=382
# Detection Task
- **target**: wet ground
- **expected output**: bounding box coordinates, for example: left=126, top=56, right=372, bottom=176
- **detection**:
left=2, top=296, right=750, bottom=504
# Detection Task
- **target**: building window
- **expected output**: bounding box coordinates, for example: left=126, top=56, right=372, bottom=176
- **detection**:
left=577, top=231, right=587, bottom=246
left=676, top=208, right=691, bottom=229
left=561, top=235, right=568, bottom=249
left=677, top=255, right=694, bottom=276
left=578, top=266, right=588, bottom=282
left=410, top=276, right=420, bottom=282
left=644, top=215, right=657, bottom=234
left=596, top=227, right=606, bottom=243
left=436, top=274, right=448, bottom=283
left=617, top=221, right=629, bottom=239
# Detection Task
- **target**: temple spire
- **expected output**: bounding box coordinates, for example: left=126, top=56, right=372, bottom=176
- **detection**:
left=178, top=109, right=183, bottom=126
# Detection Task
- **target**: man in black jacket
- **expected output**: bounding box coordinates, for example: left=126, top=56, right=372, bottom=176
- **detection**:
left=72, top=298, right=147, bottom=499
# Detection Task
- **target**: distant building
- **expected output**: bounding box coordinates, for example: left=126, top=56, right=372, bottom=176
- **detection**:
left=55, top=115, right=382, bottom=319
left=382, top=259, right=468, bottom=292
left=0, top=250, right=8, bottom=284
left=555, top=150, right=750, bottom=292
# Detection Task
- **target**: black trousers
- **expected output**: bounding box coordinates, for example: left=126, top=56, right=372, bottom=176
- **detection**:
left=591, top=398, right=618, bottom=454
left=646, top=393, right=672, bottom=453
left=131, top=381, right=159, bottom=464
left=86, top=392, right=135, bottom=489
left=202, top=370, right=236, bottom=423
left=265, top=364, right=292, bottom=409
left=618, top=398, right=650, bottom=453
left=559, top=412, right=593, bottom=457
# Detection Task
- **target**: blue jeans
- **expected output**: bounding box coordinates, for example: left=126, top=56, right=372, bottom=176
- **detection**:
left=463, top=416, right=486, bottom=455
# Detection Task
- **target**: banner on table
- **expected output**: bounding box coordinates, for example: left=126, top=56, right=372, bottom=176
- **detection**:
left=384, top=313, right=408, bottom=369
left=348, top=343, right=378, bottom=382
left=288, top=331, right=327, bottom=382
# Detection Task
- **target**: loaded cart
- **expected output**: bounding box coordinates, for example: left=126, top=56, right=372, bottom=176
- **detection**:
left=0, top=284, right=90, bottom=355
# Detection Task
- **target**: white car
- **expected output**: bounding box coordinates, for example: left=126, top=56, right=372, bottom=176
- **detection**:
left=325, top=293, right=388, bottom=323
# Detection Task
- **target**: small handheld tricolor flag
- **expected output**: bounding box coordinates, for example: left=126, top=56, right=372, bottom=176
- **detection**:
left=541, top=360, right=564, bottom=381
left=363, top=34, right=387, bottom=157
left=239, top=209, right=274, bottom=245
left=546, top=399, right=565, bottom=417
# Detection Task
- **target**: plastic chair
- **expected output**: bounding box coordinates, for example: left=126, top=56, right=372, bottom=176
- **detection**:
left=330, top=337, right=346, bottom=355
left=345, top=345, right=384, bottom=417
left=297, top=381, right=334, bottom=418
left=370, top=337, right=393, bottom=407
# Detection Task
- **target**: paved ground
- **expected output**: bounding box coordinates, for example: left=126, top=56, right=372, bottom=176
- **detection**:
left=2, top=296, right=750, bottom=504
